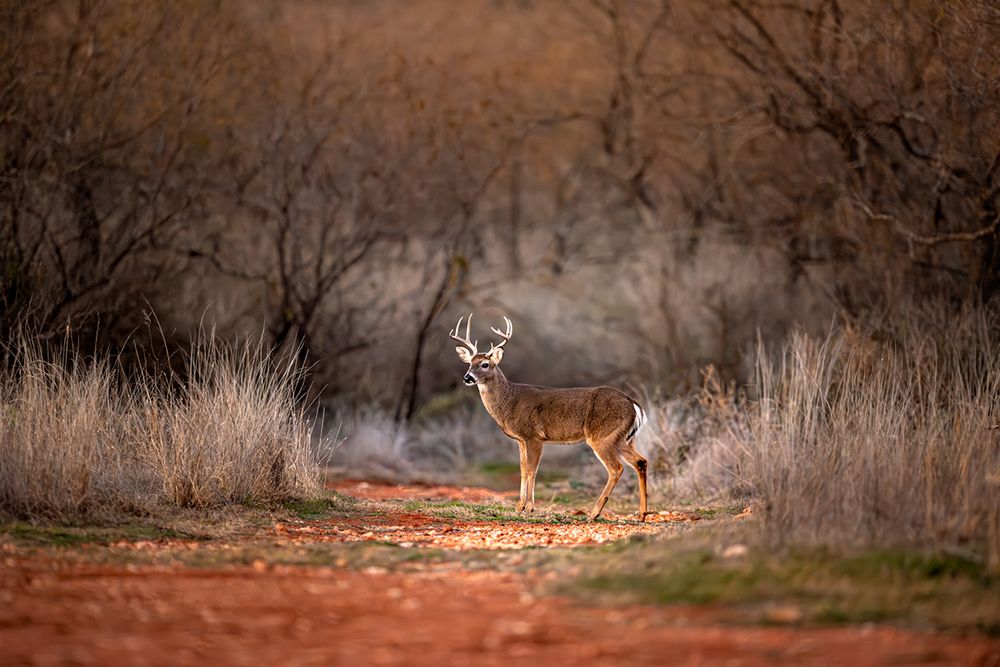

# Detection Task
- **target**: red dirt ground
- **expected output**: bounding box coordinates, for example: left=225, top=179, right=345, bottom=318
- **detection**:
left=332, top=479, right=510, bottom=503
left=2, top=482, right=997, bottom=666
left=319, top=480, right=702, bottom=549
left=275, top=514, right=666, bottom=549
left=3, top=559, right=997, bottom=666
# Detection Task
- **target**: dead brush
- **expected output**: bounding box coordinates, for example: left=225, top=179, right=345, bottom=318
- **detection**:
left=744, top=312, right=1000, bottom=565
left=638, top=310, right=999, bottom=566
left=0, top=334, right=326, bottom=520
left=636, top=364, right=751, bottom=499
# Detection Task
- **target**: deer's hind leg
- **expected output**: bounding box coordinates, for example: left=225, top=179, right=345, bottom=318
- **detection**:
left=587, top=440, right=624, bottom=520
left=621, top=442, right=649, bottom=521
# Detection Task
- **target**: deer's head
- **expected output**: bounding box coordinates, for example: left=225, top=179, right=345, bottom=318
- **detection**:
left=450, top=314, right=512, bottom=386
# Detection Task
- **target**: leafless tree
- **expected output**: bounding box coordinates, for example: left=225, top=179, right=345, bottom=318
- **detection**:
left=0, top=1, right=237, bottom=349
left=696, top=0, right=1000, bottom=309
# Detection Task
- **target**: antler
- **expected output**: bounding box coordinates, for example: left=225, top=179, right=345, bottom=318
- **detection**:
left=487, top=316, right=513, bottom=354
left=449, top=314, right=478, bottom=355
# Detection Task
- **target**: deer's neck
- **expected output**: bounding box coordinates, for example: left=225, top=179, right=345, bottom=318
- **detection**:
left=477, top=370, right=515, bottom=428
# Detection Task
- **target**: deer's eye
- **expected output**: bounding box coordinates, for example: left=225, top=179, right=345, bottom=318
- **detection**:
left=480, top=361, right=489, bottom=369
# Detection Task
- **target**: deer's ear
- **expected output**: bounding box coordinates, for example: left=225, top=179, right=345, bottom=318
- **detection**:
left=488, top=347, right=504, bottom=365
left=456, top=347, right=473, bottom=363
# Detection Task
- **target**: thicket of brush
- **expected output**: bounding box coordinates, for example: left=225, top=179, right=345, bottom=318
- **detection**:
left=748, top=311, right=1000, bottom=565
left=0, top=337, right=326, bottom=520
left=640, top=307, right=1000, bottom=565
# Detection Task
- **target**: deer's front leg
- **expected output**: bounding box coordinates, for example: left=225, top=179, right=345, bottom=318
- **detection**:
left=522, top=441, right=543, bottom=513
left=516, top=440, right=528, bottom=512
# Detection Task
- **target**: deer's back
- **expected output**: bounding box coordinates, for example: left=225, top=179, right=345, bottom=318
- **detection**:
left=508, top=383, right=637, bottom=444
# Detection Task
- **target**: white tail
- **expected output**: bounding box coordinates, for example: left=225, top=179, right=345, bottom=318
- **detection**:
left=627, top=402, right=646, bottom=441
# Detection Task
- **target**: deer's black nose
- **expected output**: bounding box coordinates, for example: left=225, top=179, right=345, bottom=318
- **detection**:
left=463, top=374, right=476, bottom=385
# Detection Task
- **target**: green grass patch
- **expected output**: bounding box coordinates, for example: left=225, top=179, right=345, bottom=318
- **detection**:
left=477, top=461, right=520, bottom=476
left=574, top=542, right=1000, bottom=633
left=283, top=493, right=358, bottom=519
left=477, top=461, right=569, bottom=484
left=156, top=539, right=456, bottom=572
left=833, top=549, right=986, bottom=581
left=582, top=548, right=760, bottom=605
left=687, top=505, right=745, bottom=520
left=399, top=498, right=467, bottom=512
left=1, top=521, right=196, bottom=547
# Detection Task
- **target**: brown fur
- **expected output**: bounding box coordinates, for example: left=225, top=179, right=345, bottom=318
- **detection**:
left=459, top=348, right=648, bottom=521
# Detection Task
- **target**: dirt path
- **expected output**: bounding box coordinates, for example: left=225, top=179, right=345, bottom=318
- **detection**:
left=272, top=480, right=697, bottom=550
left=2, top=482, right=997, bottom=666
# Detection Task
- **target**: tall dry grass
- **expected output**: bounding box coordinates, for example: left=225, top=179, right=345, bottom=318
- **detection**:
left=747, top=312, right=1000, bottom=562
left=640, top=308, right=1000, bottom=564
left=0, top=337, right=326, bottom=519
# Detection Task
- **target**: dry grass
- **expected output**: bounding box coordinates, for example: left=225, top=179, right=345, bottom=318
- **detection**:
left=329, top=402, right=517, bottom=483
left=0, top=336, right=326, bottom=520
left=746, top=311, right=1000, bottom=564
left=667, top=309, right=999, bottom=565
left=638, top=307, right=1000, bottom=565
left=637, top=367, right=752, bottom=499
left=328, top=406, right=416, bottom=482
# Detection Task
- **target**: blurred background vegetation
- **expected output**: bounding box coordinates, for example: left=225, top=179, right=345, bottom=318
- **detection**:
left=4, top=0, right=996, bottom=405
left=1, top=1, right=998, bottom=558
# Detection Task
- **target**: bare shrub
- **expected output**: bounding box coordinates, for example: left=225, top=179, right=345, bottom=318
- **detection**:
left=408, top=405, right=517, bottom=473
left=329, top=402, right=516, bottom=484
left=638, top=367, right=752, bottom=499
left=0, top=336, right=326, bottom=520
left=740, top=310, right=1000, bottom=562
left=328, top=406, right=417, bottom=482
left=0, top=1, right=243, bottom=346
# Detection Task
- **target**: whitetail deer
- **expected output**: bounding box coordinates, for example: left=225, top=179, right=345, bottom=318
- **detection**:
left=451, top=314, right=648, bottom=520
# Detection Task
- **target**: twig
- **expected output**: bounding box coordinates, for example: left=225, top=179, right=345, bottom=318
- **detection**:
left=854, top=198, right=999, bottom=247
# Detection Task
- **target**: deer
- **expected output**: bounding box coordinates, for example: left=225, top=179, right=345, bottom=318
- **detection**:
left=450, top=314, right=649, bottom=521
